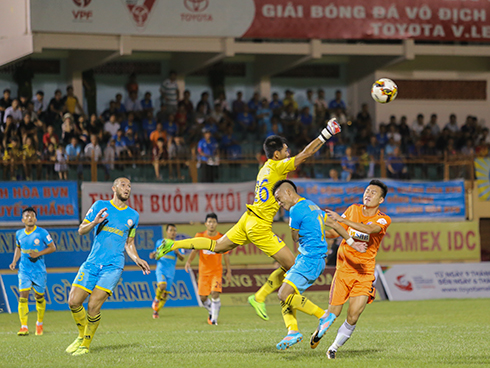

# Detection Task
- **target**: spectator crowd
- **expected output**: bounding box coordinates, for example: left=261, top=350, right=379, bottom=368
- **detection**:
left=0, top=70, right=488, bottom=182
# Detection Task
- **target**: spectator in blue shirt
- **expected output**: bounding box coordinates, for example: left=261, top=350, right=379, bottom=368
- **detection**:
left=66, top=136, right=83, bottom=179
left=341, top=146, right=357, bottom=181
left=387, top=146, right=408, bottom=179
left=265, top=116, right=284, bottom=138
left=197, top=128, right=219, bottom=182
left=115, top=93, right=126, bottom=114
left=163, top=114, right=179, bottom=138
left=114, top=129, right=132, bottom=160
left=328, top=90, right=346, bottom=113
left=120, top=112, right=141, bottom=135
left=221, top=125, right=241, bottom=160
left=141, top=91, right=154, bottom=114
left=376, top=124, right=388, bottom=149
left=301, top=89, right=315, bottom=116
left=248, top=92, right=261, bottom=116
left=299, top=106, right=313, bottom=134
left=236, top=105, right=256, bottom=140
left=142, top=111, right=157, bottom=138
left=256, top=98, right=272, bottom=136
left=269, top=92, right=284, bottom=116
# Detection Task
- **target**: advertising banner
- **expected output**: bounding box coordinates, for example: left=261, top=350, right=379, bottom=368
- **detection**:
left=381, top=263, right=490, bottom=301
left=377, top=221, right=480, bottom=263
left=475, top=158, right=490, bottom=201
left=30, top=0, right=490, bottom=42
left=0, top=226, right=163, bottom=269
left=295, top=179, right=466, bottom=222
left=1, top=269, right=199, bottom=312
left=0, top=181, right=79, bottom=226
left=81, top=181, right=256, bottom=225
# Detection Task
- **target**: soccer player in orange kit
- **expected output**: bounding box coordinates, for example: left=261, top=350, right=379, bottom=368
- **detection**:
left=185, top=213, right=232, bottom=325
left=309, top=179, right=391, bottom=359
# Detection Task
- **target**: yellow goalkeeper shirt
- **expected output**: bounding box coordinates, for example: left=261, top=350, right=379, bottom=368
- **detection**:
left=246, top=157, right=296, bottom=224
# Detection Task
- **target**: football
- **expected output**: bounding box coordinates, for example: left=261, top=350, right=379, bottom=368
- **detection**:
left=371, top=78, right=398, bottom=103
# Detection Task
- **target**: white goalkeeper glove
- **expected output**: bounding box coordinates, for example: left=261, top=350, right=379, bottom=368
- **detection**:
left=318, top=118, right=341, bottom=142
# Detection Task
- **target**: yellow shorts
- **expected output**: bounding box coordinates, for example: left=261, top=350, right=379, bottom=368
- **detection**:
left=225, top=211, right=285, bottom=257
left=198, top=272, right=222, bottom=296
left=329, top=269, right=376, bottom=306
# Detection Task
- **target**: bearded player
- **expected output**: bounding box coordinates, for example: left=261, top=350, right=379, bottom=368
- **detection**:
left=66, top=177, right=150, bottom=356
left=156, top=118, right=341, bottom=321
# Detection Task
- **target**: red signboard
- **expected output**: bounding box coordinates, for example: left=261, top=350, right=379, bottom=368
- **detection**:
left=243, top=0, right=490, bottom=41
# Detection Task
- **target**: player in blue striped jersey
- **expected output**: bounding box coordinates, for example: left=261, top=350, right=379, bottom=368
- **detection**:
left=9, top=207, right=56, bottom=336
left=66, top=177, right=150, bottom=356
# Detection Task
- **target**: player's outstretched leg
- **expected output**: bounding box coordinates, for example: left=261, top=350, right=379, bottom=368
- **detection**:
left=209, top=297, right=220, bottom=325
left=276, top=332, right=303, bottom=350
left=310, top=312, right=337, bottom=349
left=17, top=296, right=29, bottom=336
left=326, top=320, right=356, bottom=359
left=156, top=238, right=216, bottom=259
left=249, top=267, right=287, bottom=321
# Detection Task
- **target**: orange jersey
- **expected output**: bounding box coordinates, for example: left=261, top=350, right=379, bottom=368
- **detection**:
left=195, top=231, right=224, bottom=276
left=336, top=204, right=391, bottom=274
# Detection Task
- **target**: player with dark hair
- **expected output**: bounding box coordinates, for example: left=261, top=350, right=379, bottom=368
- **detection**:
left=149, top=224, right=185, bottom=319
left=185, top=213, right=231, bottom=325
left=156, top=118, right=341, bottom=321
left=310, top=179, right=391, bottom=359
left=271, top=180, right=366, bottom=350
left=9, top=207, right=57, bottom=336
left=66, top=177, right=150, bottom=356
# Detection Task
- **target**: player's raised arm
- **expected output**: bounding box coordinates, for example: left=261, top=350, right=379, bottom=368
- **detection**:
left=294, top=118, right=341, bottom=166
left=326, top=209, right=382, bottom=234
left=78, top=207, right=108, bottom=235
left=324, top=215, right=367, bottom=253
left=125, top=236, right=151, bottom=275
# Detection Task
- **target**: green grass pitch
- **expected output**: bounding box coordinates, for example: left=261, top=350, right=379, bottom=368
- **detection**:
left=1, top=298, right=489, bottom=368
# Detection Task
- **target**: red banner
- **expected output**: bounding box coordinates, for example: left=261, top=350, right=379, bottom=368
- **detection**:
left=244, top=0, right=490, bottom=41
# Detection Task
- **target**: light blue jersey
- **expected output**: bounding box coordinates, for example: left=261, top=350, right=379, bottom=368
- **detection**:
left=15, top=226, right=53, bottom=275
left=83, top=199, right=139, bottom=269
left=289, top=198, right=328, bottom=258
left=154, top=238, right=179, bottom=286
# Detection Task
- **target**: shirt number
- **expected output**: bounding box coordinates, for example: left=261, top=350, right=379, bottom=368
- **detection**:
left=254, top=179, right=269, bottom=203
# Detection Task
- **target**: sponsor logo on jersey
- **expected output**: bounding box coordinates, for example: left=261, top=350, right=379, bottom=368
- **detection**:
left=377, top=218, right=388, bottom=225
left=348, top=228, right=370, bottom=242
left=34, top=239, right=40, bottom=245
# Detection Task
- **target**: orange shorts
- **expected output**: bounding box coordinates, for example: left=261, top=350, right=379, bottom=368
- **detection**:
left=198, top=272, right=222, bottom=296
left=329, top=270, right=376, bottom=306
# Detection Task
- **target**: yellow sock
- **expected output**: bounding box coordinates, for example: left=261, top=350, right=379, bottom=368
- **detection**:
left=155, top=285, right=165, bottom=301
left=255, top=267, right=286, bottom=303
left=158, top=296, right=167, bottom=311
left=81, top=313, right=101, bottom=349
left=285, top=294, right=324, bottom=319
left=281, top=300, right=298, bottom=332
left=70, top=305, right=87, bottom=338
left=171, top=237, right=215, bottom=252
left=36, top=296, right=46, bottom=323
left=18, top=297, right=29, bottom=326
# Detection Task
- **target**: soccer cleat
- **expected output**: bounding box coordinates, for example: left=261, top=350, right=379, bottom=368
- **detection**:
left=327, top=349, right=336, bottom=359
left=153, top=311, right=159, bottom=319
left=155, top=239, right=174, bottom=260
left=310, top=313, right=336, bottom=349
left=248, top=295, right=269, bottom=321
left=152, top=299, right=159, bottom=312
left=35, top=324, right=43, bottom=336
left=72, top=346, right=89, bottom=356
left=17, top=327, right=29, bottom=336
left=65, top=337, right=83, bottom=354
left=276, top=332, right=303, bottom=350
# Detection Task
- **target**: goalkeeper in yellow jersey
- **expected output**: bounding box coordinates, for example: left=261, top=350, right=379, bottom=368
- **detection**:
left=157, top=118, right=341, bottom=320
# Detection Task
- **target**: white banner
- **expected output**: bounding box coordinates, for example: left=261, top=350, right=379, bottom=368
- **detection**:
left=81, top=181, right=256, bottom=225
left=30, top=0, right=255, bottom=37
left=381, top=263, right=490, bottom=301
